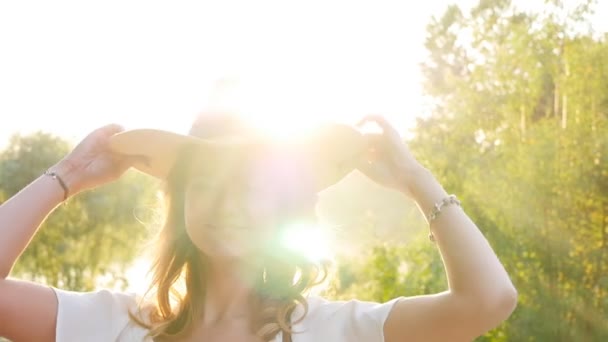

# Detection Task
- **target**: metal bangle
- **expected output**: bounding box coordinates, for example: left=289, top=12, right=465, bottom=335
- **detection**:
left=427, top=194, right=461, bottom=242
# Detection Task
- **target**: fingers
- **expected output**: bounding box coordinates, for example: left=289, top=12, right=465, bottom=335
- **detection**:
left=362, top=133, right=394, bottom=150
left=359, top=134, right=392, bottom=167
left=126, top=154, right=150, bottom=167
left=363, top=133, right=387, bottom=144
left=109, top=153, right=148, bottom=177
left=100, top=123, right=125, bottom=136
left=357, top=114, right=392, bottom=131
left=356, top=114, right=402, bottom=140
left=356, top=154, right=394, bottom=186
left=357, top=114, right=387, bottom=126
left=362, top=132, right=385, bottom=152
left=94, top=124, right=126, bottom=147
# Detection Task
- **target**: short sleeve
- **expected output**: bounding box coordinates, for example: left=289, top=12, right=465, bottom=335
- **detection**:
left=290, top=296, right=403, bottom=342
left=52, top=288, right=150, bottom=342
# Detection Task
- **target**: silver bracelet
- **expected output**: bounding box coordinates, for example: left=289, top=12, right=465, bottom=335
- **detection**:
left=427, top=194, right=461, bottom=242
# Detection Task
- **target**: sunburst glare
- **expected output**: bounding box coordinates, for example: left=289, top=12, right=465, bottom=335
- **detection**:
left=280, top=223, right=333, bottom=262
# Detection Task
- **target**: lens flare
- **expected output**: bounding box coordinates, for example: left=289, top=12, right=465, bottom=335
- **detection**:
left=280, top=223, right=333, bottom=262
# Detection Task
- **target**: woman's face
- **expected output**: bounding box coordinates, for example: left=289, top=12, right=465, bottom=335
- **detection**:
left=183, top=148, right=316, bottom=260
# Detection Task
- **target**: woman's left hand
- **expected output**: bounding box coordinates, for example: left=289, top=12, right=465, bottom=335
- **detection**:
left=356, top=115, right=426, bottom=197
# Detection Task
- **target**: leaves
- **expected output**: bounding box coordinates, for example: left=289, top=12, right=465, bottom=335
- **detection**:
left=328, top=0, right=608, bottom=340
left=0, top=131, right=158, bottom=292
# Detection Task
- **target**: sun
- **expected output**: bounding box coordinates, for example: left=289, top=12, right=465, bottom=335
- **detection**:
left=201, top=73, right=360, bottom=139
left=280, top=223, right=334, bottom=262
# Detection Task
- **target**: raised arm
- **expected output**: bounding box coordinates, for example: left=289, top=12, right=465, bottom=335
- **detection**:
left=356, top=116, right=517, bottom=342
left=0, top=124, right=133, bottom=341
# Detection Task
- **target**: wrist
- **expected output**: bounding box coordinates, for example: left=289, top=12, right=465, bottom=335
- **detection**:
left=402, top=167, right=449, bottom=212
left=50, top=158, right=81, bottom=197
left=397, top=164, right=431, bottom=194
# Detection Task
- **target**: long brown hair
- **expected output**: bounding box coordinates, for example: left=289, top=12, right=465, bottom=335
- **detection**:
left=131, top=146, right=329, bottom=341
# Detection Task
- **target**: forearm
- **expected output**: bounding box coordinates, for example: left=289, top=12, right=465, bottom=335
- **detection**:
left=406, top=167, right=516, bottom=303
left=0, top=165, right=69, bottom=279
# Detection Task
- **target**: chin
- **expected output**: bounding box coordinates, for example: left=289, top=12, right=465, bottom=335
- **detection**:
left=198, top=242, right=261, bottom=263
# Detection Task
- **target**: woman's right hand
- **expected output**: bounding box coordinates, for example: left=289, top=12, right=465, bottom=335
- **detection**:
left=52, top=124, right=137, bottom=197
left=0, top=124, right=144, bottom=342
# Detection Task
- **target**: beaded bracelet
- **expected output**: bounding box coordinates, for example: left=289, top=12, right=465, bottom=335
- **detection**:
left=427, top=194, right=461, bottom=242
left=44, top=170, right=69, bottom=201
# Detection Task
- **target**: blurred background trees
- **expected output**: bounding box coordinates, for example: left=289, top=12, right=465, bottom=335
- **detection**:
left=327, top=0, right=608, bottom=340
left=0, top=132, right=158, bottom=291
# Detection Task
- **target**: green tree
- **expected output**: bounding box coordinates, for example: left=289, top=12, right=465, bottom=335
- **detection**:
left=0, top=132, right=158, bottom=291
left=329, top=0, right=608, bottom=340
left=414, top=0, right=608, bottom=340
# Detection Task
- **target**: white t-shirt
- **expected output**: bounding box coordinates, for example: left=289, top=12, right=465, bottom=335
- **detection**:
left=53, top=288, right=401, bottom=342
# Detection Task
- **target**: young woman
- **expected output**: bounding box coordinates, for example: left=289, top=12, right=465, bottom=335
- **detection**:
left=0, top=113, right=517, bottom=341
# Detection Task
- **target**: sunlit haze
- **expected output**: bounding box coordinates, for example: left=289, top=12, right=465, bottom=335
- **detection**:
left=1, top=0, right=605, bottom=147
left=0, top=0, right=483, bottom=146
left=2, top=0, right=606, bottom=293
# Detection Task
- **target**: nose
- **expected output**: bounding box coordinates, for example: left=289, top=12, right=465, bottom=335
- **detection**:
left=213, top=183, right=247, bottom=218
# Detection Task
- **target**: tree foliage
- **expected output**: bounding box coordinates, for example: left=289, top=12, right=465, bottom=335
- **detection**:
left=328, top=0, right=608, bottom=340
left=0, top=132, right=158, bottom=291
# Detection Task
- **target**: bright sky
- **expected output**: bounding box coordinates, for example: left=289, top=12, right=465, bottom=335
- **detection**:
left=0, top=0, right=470, bottom=147
left=1, top=0, right=606, bottom=147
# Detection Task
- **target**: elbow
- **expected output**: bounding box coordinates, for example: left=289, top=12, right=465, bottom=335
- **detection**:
left=465, top=285, right=518, bottom=334
left=492, top=286, right=518, bottom=319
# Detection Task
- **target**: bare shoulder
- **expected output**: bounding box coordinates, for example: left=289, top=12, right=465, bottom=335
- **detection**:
left=0, top=278, right=58, bottom=342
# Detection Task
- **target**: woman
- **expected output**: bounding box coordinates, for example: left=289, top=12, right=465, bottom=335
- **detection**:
left=0, top=112, right=517, bottom=342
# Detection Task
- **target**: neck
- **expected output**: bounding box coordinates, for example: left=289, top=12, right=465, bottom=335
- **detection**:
left=199, top=255, right=260, bottom=325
